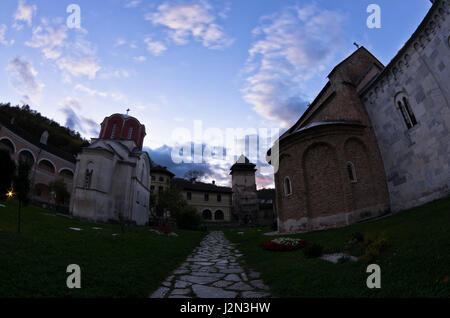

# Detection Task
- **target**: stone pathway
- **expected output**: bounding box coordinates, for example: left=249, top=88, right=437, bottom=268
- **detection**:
left=150, top=231, right=271, bottom=298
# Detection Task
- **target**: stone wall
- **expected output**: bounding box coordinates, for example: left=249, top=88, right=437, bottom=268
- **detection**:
left=361, top=0, right=450, bottom=212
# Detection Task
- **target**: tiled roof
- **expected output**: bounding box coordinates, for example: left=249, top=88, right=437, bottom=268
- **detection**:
left=172, top=178, right=232, bottom=193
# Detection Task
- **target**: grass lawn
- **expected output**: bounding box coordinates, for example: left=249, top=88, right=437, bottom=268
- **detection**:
left=0, top=200, right=205, bottom=298
left=223, top=197, right=450, bottom=298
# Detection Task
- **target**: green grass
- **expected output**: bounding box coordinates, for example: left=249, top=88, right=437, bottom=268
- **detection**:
left=0, top=200, right=206, bottom=298
left=223, top=197, right=450, bottom=298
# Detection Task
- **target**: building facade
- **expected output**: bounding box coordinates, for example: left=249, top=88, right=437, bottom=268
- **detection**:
left=70, top=114, right=151, bottom=226
left=360, top=0, right=450, bottom=212
left=0, top=115, right=75, bottom=206
left=150, top=165, right=174, bottom=196
left=270, top=0, right=450, bottom=233
left=172, top=178, right=233, bottom=222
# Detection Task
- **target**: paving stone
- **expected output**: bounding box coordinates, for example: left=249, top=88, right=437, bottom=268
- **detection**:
left=162, top=281, right=172, bottom=287
left=179, top=275, right=220, bottom=285
left=241, top=273, right=248, bottom=282
left=192, top=284, right=238, bottom=298
left=248, top=272, right=261, bottom=279
left=241, top=291, right=271, bottom=298
left=150, top=287, right=170, bottom=298
left=212, top=280, right=233, bottom=288
left=250, top=280, right=270, bottom=291
left=227, top=282, right=254, bottom=291
left=174, top=280, right=192, bottom=289
left=173, top=269, right=190, bottom=275
left=190, top=272, right=225, bottom=278
left=221, top=268, right=245, bottom=274
left=224, top=274, right=241, bottom=282
left=171, top=289, right=191, bottom=296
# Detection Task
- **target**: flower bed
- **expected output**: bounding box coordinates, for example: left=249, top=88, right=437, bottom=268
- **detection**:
left=261, top=238, right=307, bottom=252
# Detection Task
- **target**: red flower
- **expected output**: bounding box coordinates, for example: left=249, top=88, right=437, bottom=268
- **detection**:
left=261, top=240, right=307, bottom=252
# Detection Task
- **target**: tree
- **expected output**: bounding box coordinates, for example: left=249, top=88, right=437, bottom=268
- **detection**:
left=0, top=149, right=16, bottom=201
left=155, top=187, right=187, bottom=218
left=184, top=170, right=205, bottom=181
left=49, top=179, right=70, bottom=206
left=13, top=159, right=31, bottom=233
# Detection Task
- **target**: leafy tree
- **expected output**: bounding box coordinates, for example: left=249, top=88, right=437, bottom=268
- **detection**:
left=155, top=186, right=189, bottom=218
left=184, top=170, right=205, bottom=181
left=0, top=149, right=16, bottom=201
left=49, top=179, right=70, bottom=206
left=176, top=206, right=202, bottom=230
left=13, top=159, right=31, bottom=234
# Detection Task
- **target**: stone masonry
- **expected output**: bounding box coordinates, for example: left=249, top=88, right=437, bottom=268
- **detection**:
left=150, top=231, right=271, bottom=298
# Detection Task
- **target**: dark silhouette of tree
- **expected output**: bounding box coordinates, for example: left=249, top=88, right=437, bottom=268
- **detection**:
left=0, top=149, right=16, bottom=201
left=13, top=160, right=31, bottom=234
left=49, top=179, right=70, bottom=206
left=184, top=170, right=205, bottom=181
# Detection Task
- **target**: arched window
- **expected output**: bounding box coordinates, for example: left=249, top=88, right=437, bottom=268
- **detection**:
left=38, top=159, right=55, bottom=173
left=127, top=127, right=134, bottom=139
left=284, top=177, right=292, bottom=196
left=60, top=169, right=74, bottom=180
left=395, top=94, right=417, bottom=129
left=111, top=123, right=117, bottom=138
left=347, top=161, right=357, bottom=183
left=19, top=150, right=35, bottom=166
left=84, top=162, right=94, bottom=189
left=202, top=209, right=212, bottom=220
left=0, top=138, right=15, bottom=154
left=214, top=210, right=224, bottom=220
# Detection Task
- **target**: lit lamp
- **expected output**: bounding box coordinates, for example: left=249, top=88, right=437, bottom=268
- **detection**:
left=6, top=190, right=14, bottom=198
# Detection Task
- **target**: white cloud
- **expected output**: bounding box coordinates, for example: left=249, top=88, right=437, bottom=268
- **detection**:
left=6, top=56, right=44, bottom=104
left=125, top=0, right=141, bottom=8
left=25, top=24, right=67, bottom=59
left=98, top=68, right=130, bottom=80
left=145, top=1, right=234, bottom=50
left=144, top=37, right=167, bottom=56
left=57, top=56, right=101, bottom=80
left=13, top=0, right=37, bottom=29
left=59, top=97, right=99, bottom=136
left=74, top=84, right=108, bottom=98
left=0, top=24, right=15, bottom=46
left=133, top=56, right=147, bottom=63
left=114, top=38, right=127, bottom=47
left=242, top=4, right=346, bottom=128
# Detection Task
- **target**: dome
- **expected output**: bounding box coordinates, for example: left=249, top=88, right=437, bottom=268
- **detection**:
left=98, top=113, right=147, bottom=150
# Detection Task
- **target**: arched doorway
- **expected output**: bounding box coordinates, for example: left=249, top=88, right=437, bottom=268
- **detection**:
left=202, top=209, right=212, bottom=220
left=0, top=138, right=15, bottom=155
left=214, top=210, right=224, bottom=221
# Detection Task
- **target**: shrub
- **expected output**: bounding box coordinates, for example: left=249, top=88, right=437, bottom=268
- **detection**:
left=362, top=234, right=389, bottom=263
left=176, top=206, right=202, bottom=230
left=303, top=243, right=324, bottom=258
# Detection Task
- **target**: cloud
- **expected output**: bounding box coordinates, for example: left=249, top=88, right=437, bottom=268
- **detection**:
left=74, top=84, right=108, bottom=98
left=0, top=25, right=15, bottom=46
left=133, top=56, right=147, bottom=63
left=242, top=4, right=346, bottom=128
left=6, top=56, right=44, bottom=104
left=114, top=38, right=127, bottom=47
left=25, top=24, right=67, bottom=59
left=13, top=0, right=37, bottom=29
left=125, top=0, right=141, bottom=8
left=59, top=97, right=99, bottom=136
left=144, top=37, right=167, bottom=56
left=145, top=0, right=234, bottom=50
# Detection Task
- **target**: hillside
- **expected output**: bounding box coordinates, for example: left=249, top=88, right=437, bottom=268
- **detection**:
left=0, top=103, right=89, bottom=155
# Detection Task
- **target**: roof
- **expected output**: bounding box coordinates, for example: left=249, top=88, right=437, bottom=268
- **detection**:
left=257, top=188, right=275, bottom=200
left=0, top=114, right=77, bottom=163
left=230, top=155, right=257, bottom=174
left=151, top=165, right=175, bottom=177
left=172, top=178, right=232, bottom=194
left=359, top=0, right=438, bottom=96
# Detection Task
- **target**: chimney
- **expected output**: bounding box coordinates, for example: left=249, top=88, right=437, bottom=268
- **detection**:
left=40, top=131, right=49, bottom=145
left=212, top=180, right=216, bottom=185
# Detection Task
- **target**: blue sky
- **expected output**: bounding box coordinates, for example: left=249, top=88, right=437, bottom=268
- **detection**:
left=0, top=0, right=432, bottom=187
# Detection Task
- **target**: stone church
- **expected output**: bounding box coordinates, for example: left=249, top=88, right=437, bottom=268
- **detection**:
left=70, top=113, right=152, bottom=226
left=270, top=0, right=450, bottom=233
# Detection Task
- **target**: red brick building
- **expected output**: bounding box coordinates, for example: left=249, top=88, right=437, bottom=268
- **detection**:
left=270, top=47, right=390, bottom=233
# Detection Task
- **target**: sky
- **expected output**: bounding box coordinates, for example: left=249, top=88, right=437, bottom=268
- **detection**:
left=0, top=0, right=432, bottom=188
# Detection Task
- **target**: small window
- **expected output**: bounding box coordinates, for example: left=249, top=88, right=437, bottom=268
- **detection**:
left=347, top=162, right=357, bottom=183
left=111, top=123, right=117, bottom=138
left=84, top=169, right=93, bottom=188
left=396, top=94, right=417, bottom=130
left=151, top=176, right=156, bottom=181
left=38, top=159, right=55, bottom=173
left=158, top=186, right=164, bottom=193
left=127, top=127, right=134, bottom=139
left=159, top=176, right=164, bottom=182
left=60, top=169, right=74, bottom=180
left=19, top=150, right=34, bottom=166
left=150, top=185, right=155, bottom=193
left=217, top=194, right=222, bottom=202
left=204, top=193, right=209, bottom=201
left=284, top=177, right=292, bottom=196
left=187, top=192, right=192, bottom=200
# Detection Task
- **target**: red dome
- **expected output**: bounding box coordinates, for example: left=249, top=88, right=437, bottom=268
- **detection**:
left=99, top=114, right=146, bottom=150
